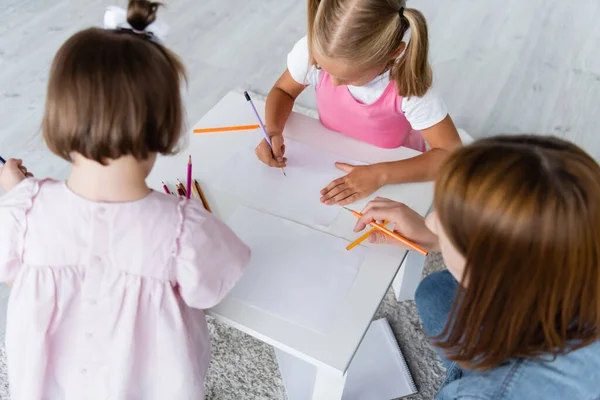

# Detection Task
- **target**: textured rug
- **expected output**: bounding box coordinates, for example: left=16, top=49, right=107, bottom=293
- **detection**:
left=0, top=94, right=447, bottom=400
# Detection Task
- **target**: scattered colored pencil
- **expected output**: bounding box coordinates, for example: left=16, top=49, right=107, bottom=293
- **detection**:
left=194, top=179, right=211, bottom=212
left=346, top=220, right=389, bottom=251
left=162, top=181, right=171, bottom=195
left=344, top=207, right=428, bottom=256
left=193, top=124, right=260, bottom=134
left=0, top=155, right=5, bottom=165
left=177, top=179, right=187, bottom=198
left=186, top=155, right=192, bottom=200
left=243, top=91, right=286, bottom=177
left=191, top=182, right=201, bottom=199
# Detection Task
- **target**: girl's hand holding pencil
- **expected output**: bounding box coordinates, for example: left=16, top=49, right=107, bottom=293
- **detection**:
left=255, top=133, right=287, bottom=168
left=0, top=158, right=33, bottom=192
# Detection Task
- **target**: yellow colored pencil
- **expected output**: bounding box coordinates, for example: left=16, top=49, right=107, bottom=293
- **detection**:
left=346, top=221, right=389, bottom=251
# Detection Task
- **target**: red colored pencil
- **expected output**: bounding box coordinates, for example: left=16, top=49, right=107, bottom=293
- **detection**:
left=177, top=179, right=187, bottom=197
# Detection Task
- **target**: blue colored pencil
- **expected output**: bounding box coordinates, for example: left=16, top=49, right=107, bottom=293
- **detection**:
left=243, top=91, right=286, bottom=176
left=0, top=155, right=6, bottom=165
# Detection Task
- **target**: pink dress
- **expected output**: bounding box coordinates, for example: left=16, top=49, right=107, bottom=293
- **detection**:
left=316, top=71, right=426, bottom=152
left=0, top=178, right=250, bottom=400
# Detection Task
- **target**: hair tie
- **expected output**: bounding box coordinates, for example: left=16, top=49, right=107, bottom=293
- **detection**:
left=103, top=6, right=169, bottom=44
left=398, top=7, right=405, bottom=18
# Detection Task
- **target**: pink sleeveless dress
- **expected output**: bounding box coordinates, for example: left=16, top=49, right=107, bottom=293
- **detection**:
left=315, top=71, right=426, bottom=152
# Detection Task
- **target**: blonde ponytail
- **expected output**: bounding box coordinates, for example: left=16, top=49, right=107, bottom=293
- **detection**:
left=307, top=0, right=321, bottom=66
left=391, top=8, right=432, bottom=98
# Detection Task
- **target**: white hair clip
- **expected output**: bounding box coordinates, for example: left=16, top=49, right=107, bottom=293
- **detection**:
left=103, top=6, right=169, bottom=44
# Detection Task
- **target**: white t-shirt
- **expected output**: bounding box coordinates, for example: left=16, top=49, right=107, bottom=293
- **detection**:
left=287, top=36, right=448, bottom=131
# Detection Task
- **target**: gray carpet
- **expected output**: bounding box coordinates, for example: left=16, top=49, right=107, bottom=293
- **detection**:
left=0, top=95, right=448, bottom=400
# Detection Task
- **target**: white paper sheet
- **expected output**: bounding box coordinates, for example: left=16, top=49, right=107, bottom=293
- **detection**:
left=227, top=206, right=367, bottom=334
left=210, top=138, right=363, bottom=228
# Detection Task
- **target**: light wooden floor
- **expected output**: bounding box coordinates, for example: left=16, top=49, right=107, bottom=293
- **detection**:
left=0, top=0, right=599, bottom=332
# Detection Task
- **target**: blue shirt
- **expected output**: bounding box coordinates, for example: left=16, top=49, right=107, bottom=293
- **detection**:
left=437, top=341, right=600, bottom=400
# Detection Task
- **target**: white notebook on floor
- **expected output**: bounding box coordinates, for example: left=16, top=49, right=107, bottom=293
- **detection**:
left=275, top=318, right=418, bottom=400
left=343, top=318, right=417, bottom=399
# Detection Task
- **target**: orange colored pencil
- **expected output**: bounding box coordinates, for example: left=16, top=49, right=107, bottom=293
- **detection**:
left=344, top=208, right=428, bottom=256
left=194, top=179, right=211, bottom=212
left=346, top=220, right=389, bottom=251
left=193, top=124, right=260, bottom=134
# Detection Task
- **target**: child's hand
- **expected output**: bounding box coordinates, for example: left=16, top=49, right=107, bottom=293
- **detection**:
left=0, top=159, right=32, bottom=192
left=320, top=163, right=383, bottom=206
left=255, top=134, right=287, bottom=168
left=354, top=197, right=438, bottom=250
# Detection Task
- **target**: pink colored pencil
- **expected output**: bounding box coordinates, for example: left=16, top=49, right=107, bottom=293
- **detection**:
left=186, top=155, right=192, bottom=200
left=161, top=181, right=171, bottom=195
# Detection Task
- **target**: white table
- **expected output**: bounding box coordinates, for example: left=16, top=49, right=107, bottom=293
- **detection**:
left=147, top=92, right=434, bottom=399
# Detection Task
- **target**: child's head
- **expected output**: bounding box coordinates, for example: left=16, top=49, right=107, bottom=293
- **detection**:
left=43, top=0, right=186, bottom=167
left=427, top=135, right=600, bottom=369
left=307, top=0, right=431, bottom=97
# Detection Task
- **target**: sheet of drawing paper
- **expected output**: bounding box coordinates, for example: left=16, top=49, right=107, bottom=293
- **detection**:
left=226, top=206, right=367, bottom=334
left=209, top=138, right=364, bottom=228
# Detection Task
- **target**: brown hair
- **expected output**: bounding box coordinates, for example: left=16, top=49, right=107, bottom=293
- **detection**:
left=43, top=0, right=186, bottom=165
left=307, top=0, right=431, bottom=98
left=433, top=135, right=600, bottom=370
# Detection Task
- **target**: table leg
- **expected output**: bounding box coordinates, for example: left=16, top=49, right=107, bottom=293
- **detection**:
left=311, top=367, right=346, bottom=400
left=392, top=250, right=427, bottom=302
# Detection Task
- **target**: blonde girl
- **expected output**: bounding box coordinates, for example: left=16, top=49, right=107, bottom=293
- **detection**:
left=256, top=0, right=462, bottom=206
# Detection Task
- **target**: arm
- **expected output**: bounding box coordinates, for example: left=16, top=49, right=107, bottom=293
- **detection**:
left=321, top=115, right=462, bottom=205
left=375, top=115, right=462, bottom=185
left=265, top=69, right=307, bottom=139
left=255, top=70, right=307, bottom=167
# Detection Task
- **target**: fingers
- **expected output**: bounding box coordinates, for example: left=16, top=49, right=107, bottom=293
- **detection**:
left=354, top=208, right=398, bottom=232
left=255, top=139, right=287, bottom=168
left=323, top=188, right=354, bottom=205
left=270, top=135, right=286, bottom=161
left=368, top=231, right=391, bottom=245
left=360, top=197, right=402, bottom=214
left=334, top=162, right=354, bottom=173
left=320, top=177, right=345, bottom=197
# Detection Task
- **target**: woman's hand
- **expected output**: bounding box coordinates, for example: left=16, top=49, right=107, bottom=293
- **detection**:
left=0, top=159, right=32, bottom=192
left=354, top=197, right=439, bottom=250
left=255, top=133, right=287, bottom=168
left=320, top=163, right=384, bottom=206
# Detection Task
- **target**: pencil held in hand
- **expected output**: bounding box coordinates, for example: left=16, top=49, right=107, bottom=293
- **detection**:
left=243, top=91, right=287, bottom=177
left=344, top=208, right=428, bottom=256
left=346, top=220, right=389, bottom=251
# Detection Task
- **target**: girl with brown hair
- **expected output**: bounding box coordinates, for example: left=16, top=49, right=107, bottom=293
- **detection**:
left=256, top=0, right=462, bottom=206
left=354, top=135, right=600, bottom=399
left=0, top=1, right=249, bottom=398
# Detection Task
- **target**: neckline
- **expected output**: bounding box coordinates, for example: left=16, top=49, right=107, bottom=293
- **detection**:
left=343, top=76, right=397, bottom=108
left=62, top=181, right=156, bottom=206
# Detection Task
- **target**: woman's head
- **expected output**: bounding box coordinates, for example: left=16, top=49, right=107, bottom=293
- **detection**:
left=43, top=0, right=186, bottom=166
left=429, top=135, right=600, bottom=370
left=307, top=0, right=431, bottom=97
